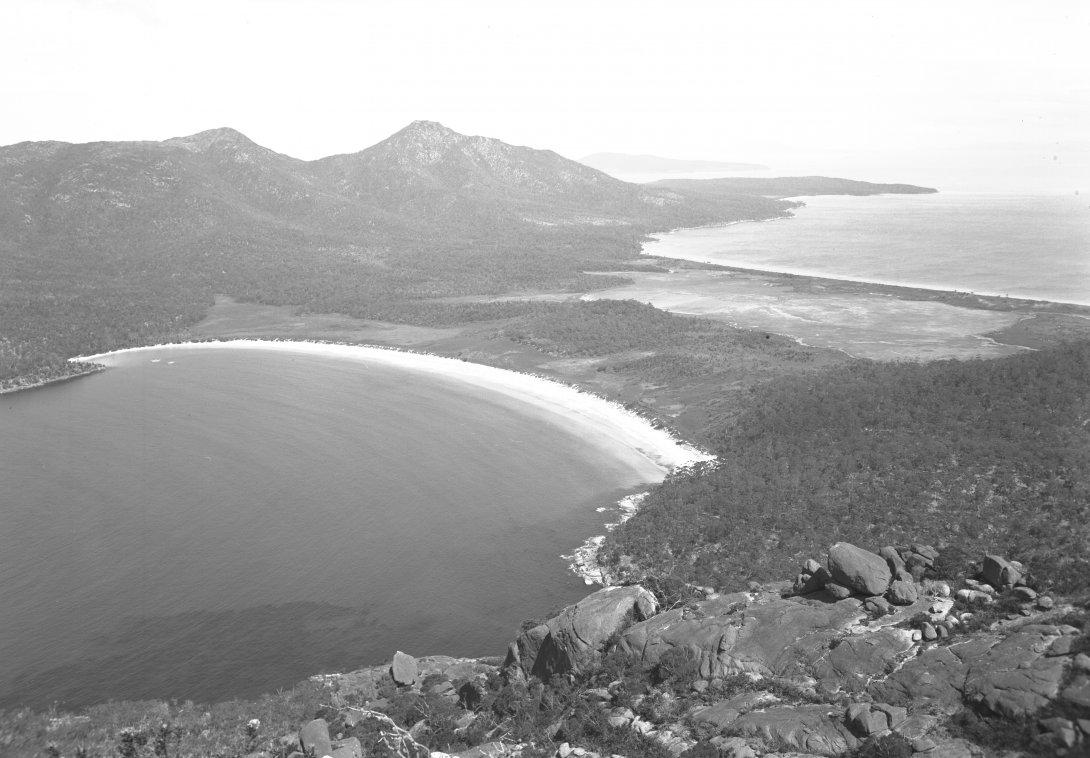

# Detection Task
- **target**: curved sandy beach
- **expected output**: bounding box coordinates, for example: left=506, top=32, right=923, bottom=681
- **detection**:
left=75, top=339, right=713, bottom=482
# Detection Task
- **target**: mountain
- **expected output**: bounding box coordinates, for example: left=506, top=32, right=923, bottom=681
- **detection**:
left=0, top=121, right=793, bottom=380
left=580, top=152, right=768, bottom=174
left=652, top=175, right=938, bottom=197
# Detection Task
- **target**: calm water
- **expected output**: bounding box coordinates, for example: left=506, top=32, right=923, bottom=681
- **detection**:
left=0, top=347, right=656, bottom=709
left=647, top=193, right=1090, bottom=306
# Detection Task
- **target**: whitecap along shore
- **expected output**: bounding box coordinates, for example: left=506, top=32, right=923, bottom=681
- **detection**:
left=73, top=339, right=714, bottom=581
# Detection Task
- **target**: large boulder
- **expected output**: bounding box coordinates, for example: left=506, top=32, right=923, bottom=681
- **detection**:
left=300, top=718, right=333, bottom=758
left=981, top=555, right=1021, bottom=588
left=505, top=585, right=657, bottom=679
left=391, top=650, right=418, bottom=686
left=827, top=542, right=892, bottom=596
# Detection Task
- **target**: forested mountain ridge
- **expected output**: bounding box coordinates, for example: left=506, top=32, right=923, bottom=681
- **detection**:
left=0, top=122, right=793, bottom=384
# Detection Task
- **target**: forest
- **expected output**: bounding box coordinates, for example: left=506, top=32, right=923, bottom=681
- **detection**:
left=0, top=125, right=794, bottom=384
left=601, top=340, right=1090, bottom=596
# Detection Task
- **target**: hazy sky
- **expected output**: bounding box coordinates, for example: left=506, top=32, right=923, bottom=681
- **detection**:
left=2, top=0, right=1088, bottom=191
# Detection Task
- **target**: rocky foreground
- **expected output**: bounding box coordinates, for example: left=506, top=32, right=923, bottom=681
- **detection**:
left=268, top=542, right=1089, bottom=758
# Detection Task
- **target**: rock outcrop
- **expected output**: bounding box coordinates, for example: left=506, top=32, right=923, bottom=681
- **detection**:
left=277, top=544, right=1087, bottom=758
left=505, top=585, right=657, bottom=680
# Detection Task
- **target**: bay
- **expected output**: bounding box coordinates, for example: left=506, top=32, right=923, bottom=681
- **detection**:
left=0, top=344, right=687, bottom=709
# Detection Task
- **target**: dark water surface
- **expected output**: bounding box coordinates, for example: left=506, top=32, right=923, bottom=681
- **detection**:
left=0, top=347, right=654, bottom=708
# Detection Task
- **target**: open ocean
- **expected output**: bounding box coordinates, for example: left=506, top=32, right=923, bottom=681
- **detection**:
left=647, top=193, right=1090, bottom=306
left=0, top=347, right=664, bottom=709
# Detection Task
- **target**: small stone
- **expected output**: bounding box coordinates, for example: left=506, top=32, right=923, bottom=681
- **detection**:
left=391, top=650, right=418, bottom=686
left=804, top=558, right=822, bottom=574
left=936, top=623, right=949, bottom=639
left=1018, top=605, right=1033, bottom=616
left=865, top=596, right=892, bottom=616
left=887, top=580, right=918, bottom=606
left=921, top=623, right=937, bottom=641
left=879, top=546, right=906, bottom=573
left=1078, top=718, right=1090, bottom=736
left=1059, top=624, right=1081, bottom=635
left=747, top=581, right=762, bottom=593
left=1037, top=596, right=1054, bottom=610
left=911, top=629, right=923, bottom=642
left=1012, top=586, right=1037, bottom=600
left=911, top=736, right=937, bottom=752
left=795, top=567, right=831, bottom=595
left=825, top=581, right=853, bottom=600
left=1074, top=653, right=1090, bottom=672
left=1039, top=717, right=1078, bottom=749
left=912, top=544, right=940, bottom=561
left=557, top=742, right=573, bottom=758
left=845, top=703, right=871, bottom=736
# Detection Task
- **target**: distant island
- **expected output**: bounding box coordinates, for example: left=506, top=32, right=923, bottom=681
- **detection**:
left=652, top=175, right=938, bottom=197
left=580, top=152, right=768, bottom=174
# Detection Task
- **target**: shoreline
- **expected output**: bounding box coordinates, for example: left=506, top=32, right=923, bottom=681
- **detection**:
left=640, top=214, right=1090, bottom=311
left=0, top=363, right=106, bottom=396
left=72, top=339, right=715, bottom=584
left=72, top=339, right=711, bottom=470
left=633, top=254, right=1090, bottom=316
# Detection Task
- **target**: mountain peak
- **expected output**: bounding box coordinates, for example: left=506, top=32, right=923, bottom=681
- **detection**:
left=401, top=120, right=461, bottom=139
left=166, top=127, right=256, bottom=152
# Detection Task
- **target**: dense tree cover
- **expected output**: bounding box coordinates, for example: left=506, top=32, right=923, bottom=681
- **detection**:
left=0, top=126, right=793, bottom=380
left=602, top=341, right=1090, bottom=594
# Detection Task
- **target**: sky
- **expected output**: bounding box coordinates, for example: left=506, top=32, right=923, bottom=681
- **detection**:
left=2, top=0, right=1088, bottom=192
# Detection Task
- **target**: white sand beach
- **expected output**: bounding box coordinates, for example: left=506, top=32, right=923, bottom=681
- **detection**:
left=75, top=339, right=713, bottom=482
